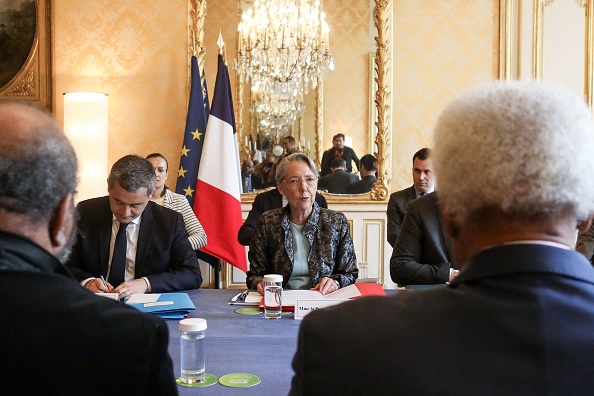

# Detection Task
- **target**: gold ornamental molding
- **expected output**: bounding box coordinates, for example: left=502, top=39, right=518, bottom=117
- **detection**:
left=314, top=79, right=323, bottom=170
left=7, top=68, right=36, bottom=97
left=370, top=0, right=392, bottom=202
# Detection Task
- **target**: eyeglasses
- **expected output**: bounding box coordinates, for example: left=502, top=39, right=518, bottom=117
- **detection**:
left=282, top=176, right=318, bottom=188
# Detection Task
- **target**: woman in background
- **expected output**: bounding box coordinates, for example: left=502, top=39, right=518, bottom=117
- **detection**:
left=146, top=153, right=207, bottom=250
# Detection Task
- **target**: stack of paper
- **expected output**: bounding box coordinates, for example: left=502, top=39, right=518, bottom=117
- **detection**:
left=125, top=293, right=195, bottom=319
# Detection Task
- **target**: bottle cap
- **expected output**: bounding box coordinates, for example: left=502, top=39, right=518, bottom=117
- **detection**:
left=263, top=274, right=283, bottom=283
left=179, top=318, right=207, bottom=332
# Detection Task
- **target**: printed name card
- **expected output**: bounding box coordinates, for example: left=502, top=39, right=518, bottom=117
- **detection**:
left=294, top=299, right=346, bottom=320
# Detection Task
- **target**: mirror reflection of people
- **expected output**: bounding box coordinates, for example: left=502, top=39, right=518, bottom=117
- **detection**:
left=317, top=158, right=358, bottom=194
left=0, top=101, right=177, bottom=393
left=66, top=155, right=202, bottom=299
left=253, top=154, right=276, bottom=187
left=290, top=81, right=594, bottom=394
left=241, top=159, right=263, bottom=193
left=347, top=154, right=377, bottom=194
left=320, top=133, right=359, bottom=176
left=246, top=153, right=358, bottom=295
left=146, top=153, right=207, bottom=250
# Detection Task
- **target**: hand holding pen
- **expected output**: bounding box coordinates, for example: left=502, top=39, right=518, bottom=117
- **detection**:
left=83, top=276, right=115, bottom=293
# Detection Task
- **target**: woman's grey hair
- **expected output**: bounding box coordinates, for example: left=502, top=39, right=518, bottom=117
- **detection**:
left=0, top=102, right=77, bottom=223
left=107, top=155, right=156, bottom=195
left=275, top=152, right=319, bottom=182
left=433, top=80, right=594, bottom=226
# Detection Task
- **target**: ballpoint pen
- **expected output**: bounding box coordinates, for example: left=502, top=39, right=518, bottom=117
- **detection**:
left=100, top=275, right=108, bottom=290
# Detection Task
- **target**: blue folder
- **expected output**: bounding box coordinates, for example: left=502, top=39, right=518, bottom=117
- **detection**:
left=126, top=293, right=196, bottom=319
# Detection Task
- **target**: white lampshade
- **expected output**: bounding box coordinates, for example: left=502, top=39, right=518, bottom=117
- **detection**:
left=63, top=92, right=108, bottom=203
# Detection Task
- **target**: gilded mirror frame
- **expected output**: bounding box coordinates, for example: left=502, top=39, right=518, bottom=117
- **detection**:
left=237, top=0, right=393, bottom=204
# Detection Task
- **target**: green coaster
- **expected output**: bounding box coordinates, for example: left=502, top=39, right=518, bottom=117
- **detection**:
left=218, top=373, right=261, bottom=388
left=235, top=307, right=262, bottom=315
left=176, top=373, right=218, bottom=388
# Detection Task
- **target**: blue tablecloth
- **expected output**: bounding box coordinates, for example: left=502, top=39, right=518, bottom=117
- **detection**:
left=167, top=289, right=302, bottom=395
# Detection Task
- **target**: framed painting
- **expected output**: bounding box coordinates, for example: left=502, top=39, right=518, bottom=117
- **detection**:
left=0, top=0, right=51, bottom=109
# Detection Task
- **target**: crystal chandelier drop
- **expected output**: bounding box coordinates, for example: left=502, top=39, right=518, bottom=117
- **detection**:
left=235, top=0, right=335, bottom=96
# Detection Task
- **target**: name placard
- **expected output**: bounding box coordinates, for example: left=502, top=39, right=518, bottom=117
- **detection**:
left=294, top=299, right=346, bottom=320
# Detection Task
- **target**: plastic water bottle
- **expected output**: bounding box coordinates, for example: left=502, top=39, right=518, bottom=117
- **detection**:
left=179, top=318, right=207, bottom=383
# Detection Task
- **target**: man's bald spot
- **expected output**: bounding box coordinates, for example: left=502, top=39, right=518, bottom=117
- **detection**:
left=0, top=102, right=60, bottom=156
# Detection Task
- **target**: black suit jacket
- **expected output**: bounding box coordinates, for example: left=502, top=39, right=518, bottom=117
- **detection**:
left=390, top=192, right=453, bottom=285
left=66, top=197, right=202, bottom=292
left=242, top=173, right=263, bottom=192
left=347, top=175, right=376, bottom=194
left=237, top=188, right=328, bottom=246
left=386, top=185, right=417, bottom=247
left=291, top=244, right=594, bottom=395
left=320, top=146, right=360, bottom=176
left=317, top=169, right=359, bottom=194
left=0, top=231, right=177, bottom=395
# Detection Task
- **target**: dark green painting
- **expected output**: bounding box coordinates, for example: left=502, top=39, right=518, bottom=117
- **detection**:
left=0, top=0, right=36, bottom=89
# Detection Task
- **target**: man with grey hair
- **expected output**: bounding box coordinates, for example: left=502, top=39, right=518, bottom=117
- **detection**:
left=67, top=154, right=202, bottom=298
left=0, top=102, right=177, bottom=393
left=290, top=81, right=594, bottom=394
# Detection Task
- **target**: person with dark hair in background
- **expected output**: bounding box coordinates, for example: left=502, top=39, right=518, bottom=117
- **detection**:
left=146, top=153, right=207, bottom=250
left=241, top=159, right=263, bottom=193
left=66, top=154, right=202, bottom=299
left=291, top=81, right=594, bottom=395
left=347, top=154, right=377, bottom=194
left=320, top=133, right=359, bottom=176
left=0, top=101, right=177, bottom=394
left=317, top=158, right=359, bottom=194
left=386, top=147, right=434, bottom=247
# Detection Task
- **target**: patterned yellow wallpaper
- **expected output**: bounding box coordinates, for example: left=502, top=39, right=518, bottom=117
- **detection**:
left=54, top=0, right=189, bottom=189
left=391, top=0, right=499, bottom=191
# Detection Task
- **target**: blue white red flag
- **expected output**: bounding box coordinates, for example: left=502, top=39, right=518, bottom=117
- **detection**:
left=195, top=54, right=247, bottom=272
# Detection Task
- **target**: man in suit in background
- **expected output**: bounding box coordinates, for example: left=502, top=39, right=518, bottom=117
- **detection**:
left=390, top=192, right=455, bottom=285
left=320, top=133, right=359, bottom=176
left=317, top=158, right=359, bottom=194
left=238, top=188, right=328, bottom=246
left=0, top=102, right=177, bottom=394
left=386, top=147, right=434, bottom=247
left=347, top=154, right=377, bottom=194
left=290, top=81, right=594, bottom=395
left=241, top=159, right=263, bottom=192
left=66, top=155, right=202, bottom=298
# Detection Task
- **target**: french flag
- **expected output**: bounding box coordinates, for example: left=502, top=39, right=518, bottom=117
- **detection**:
left=195, top=53, right=247, bottom=272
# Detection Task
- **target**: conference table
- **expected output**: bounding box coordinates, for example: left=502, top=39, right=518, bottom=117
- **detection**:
left=166, top=289, right=302, bottom=395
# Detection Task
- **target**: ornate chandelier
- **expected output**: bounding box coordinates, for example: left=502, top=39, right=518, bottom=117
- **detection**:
left=235, top=0, right=335, bottom=96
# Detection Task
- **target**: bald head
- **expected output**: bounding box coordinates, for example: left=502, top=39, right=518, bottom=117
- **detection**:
left=0, top=101, right=77, bottom=223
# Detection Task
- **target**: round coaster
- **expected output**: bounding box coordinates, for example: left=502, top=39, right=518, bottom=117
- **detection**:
left=218, top=373, right=261, bottom=388
left=281, top=310, right=292, bottom=315
left=176, top=373, right=218, bottom=388
left=235, top=307, right=262, bottom=315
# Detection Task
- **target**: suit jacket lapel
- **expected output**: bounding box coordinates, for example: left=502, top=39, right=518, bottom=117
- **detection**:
left=135, top=203, right=155, bottom=278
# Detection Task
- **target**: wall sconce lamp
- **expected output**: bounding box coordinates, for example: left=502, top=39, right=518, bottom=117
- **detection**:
left=63, top=92, right=109, bottom=203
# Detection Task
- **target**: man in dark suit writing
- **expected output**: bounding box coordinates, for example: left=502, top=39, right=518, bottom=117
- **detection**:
left=66, top=155, right=202, bottom=298
left=291, top=81, right=594, bottom=394
left=0, top=102, right=177, bottom=394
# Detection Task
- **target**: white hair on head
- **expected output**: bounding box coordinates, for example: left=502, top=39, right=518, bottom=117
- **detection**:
left=433, top=80, right=594, bottom=226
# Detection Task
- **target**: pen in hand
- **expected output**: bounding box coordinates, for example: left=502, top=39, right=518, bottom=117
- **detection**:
left=100, top=275, right=109, bottom=291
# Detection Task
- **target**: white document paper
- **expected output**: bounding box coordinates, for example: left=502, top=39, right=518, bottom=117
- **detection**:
left=125, top=294, right=161, bottom=304
left=282, top=285, right=361, bottom=306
